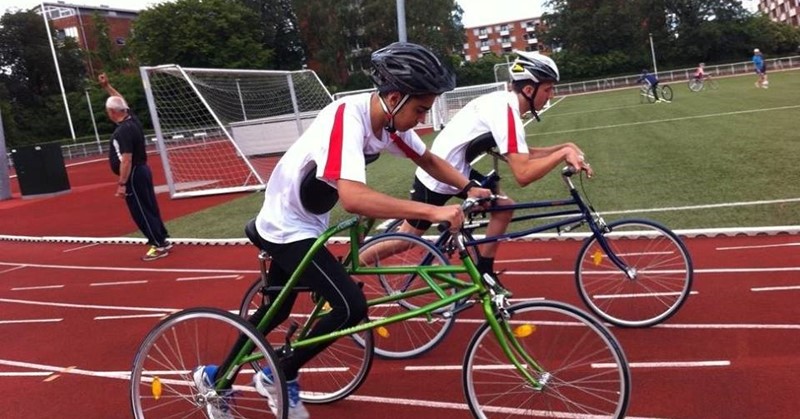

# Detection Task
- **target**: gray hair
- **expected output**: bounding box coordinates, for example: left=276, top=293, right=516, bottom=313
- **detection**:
left=105, top=96, right=129, bottom=111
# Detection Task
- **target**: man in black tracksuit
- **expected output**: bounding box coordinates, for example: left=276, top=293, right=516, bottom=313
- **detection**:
left=99, top=73, right=171, bottom=261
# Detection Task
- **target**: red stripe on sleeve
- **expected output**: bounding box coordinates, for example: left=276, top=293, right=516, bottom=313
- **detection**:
left=390, top=133, right=422, bottom=159
left=506, top=105, right=518, bottom=154
left=322, top=103, right=347, bottom=180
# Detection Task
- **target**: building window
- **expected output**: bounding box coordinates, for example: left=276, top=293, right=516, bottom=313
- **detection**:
left=64, top=26, right=79, bottom=39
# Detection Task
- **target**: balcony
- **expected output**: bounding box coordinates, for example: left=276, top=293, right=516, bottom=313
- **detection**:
left=478, top=32, right=488, bottom=40
left=499, top=29, right=510, bottom=36
left=480, top=45, right=490, bottom=52
left=525, top=26, right=535, bottom=32
left=527, top=37, right=538, bottom=44
left=501, top=42, right=512, bottom=49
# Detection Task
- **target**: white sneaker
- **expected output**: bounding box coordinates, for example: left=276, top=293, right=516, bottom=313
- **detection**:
left=255, top=368, right=310, bottom=419
left=192, top=365, right=234, bottom=419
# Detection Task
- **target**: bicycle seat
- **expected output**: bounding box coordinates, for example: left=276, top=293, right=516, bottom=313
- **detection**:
left=465, top=133, right=498, bottom=163
left=244, top=218, right=267, bottom=251
left=300, top=154, right=381, bottom=215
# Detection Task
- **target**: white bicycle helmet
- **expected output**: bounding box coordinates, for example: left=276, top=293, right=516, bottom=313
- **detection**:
left=509, top=51, right=560, bottom=84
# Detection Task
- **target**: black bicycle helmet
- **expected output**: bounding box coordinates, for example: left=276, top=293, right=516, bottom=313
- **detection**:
left=370, top=42, right=456, bottom=95
left=509, top=51, right=560, bottom=84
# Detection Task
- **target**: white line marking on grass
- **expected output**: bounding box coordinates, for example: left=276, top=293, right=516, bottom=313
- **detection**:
left=0, top=318, right=62, bottom=325
left=527, top=104, right=800, bottom=137
left=0, top=297, right=177, bottom=313
left=176, top=274, right=243, bottom=282
left=751, top=285, right=800, bottom=292
left=63, top=243, right=99, bottom=253
left=90, top=280, right=148, bottom=287
left=523, top=97, right=565, bottom=127
left=94, top=313, right=168, bottom=320
left=11, top=285, right=64, bottom=291
left=0, top=265, right=27, bottom=275
left=0, top=261, right=256, bottom=275
left=599, top=197, right=800, bottom=216
left=717, top=242, right=800, bottom=251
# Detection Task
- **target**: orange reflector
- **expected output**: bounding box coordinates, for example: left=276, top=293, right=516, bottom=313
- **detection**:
left=376, top=326, right=390, bottom=338
left=152, top=376, right=162, bottom=400
left=592, top=250, right=603, bottom=266
left=322, top=302, right=331, bottom=311
left=513, top=324, right=536, bottom=338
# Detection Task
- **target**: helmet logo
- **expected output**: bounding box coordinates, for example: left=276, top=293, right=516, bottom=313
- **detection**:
left=511, top=63, right=525, bottom=73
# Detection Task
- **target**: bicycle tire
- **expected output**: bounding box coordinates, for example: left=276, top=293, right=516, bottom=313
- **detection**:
left=688, top=79, right=703, bottom=92
left=575, top=218, right=693, bottom=327
left=238, top=277, right=374, bottom=404
left=660, top=85, right=674, bottom=101
left=130, top=307, right=288, bottom=419
left=463, top=300, right=631, bottom=419
left=353, top=232, right=456, bottom=359
left=707, top=78, right=719, bottom=90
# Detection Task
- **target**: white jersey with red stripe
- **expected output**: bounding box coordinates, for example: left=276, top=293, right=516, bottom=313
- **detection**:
left=256, top=92, right=427, bottom=243
left=415, top=90, right=528, bottom=195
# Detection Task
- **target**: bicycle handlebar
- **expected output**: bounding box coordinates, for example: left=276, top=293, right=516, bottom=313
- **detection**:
left=437, top=195, right=505, bottom=232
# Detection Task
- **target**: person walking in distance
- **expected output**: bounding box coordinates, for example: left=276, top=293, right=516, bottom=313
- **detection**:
left=752, top=48, right=768, bottom=88
left=99, top=73, right=171, bottom=261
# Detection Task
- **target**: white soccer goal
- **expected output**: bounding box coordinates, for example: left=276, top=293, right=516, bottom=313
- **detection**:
left=431, top=82, right=508, bottom=130
left=140, top=65, right=333, bottom=198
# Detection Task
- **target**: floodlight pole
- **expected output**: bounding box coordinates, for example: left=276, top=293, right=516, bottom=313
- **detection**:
left=85, top=89, right=102, bottom=153
left=41, top=1, right=77, bottom=141
left=396, top=0, right=407, bottom=42
left=649, top=32, right=658, bottom=75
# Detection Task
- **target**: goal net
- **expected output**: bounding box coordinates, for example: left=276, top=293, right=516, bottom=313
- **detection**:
left=431, top=82, right=507, bottom=130
left=140, top=65, right=333, bottom=198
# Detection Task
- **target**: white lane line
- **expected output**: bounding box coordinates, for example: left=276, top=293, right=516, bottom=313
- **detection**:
left=528, top=104, right=800, bottom=137
left=12, top=285, right=64, bottom=291
left=497, top=258, right=552, bottom=264
left=176, top=274, right=243, bottom=282
left=593, top=291, right=698, bottom=300
left=90, top=280, right=148, bottom=287
left=0, top=297, right=177, bottom=313
left=502, top=267, right=800, bottom=276
left=0, top=372, right=51, bottom=377
left=0, top=261, right=256, bottom=275
left=0, top=266, right=27, bottom=275
left=0, top=318, right=62, bottom=325
left=717, top=242, right=800, bottom=251
left=95, top=313, right=167, bottom=320
left=63, top=243, right=99, bottom=253
left=593, top=360, right=730, bottom=369
left=406, top=360, right=730, bottom=371
left=751, top=285, right=800, bottom=292
left=0, top=358, right=667, bottom=418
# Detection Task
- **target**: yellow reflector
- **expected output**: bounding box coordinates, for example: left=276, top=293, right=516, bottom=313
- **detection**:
left=592, top=250, right=603, bottom=266
left=513, top=324, right=536, bottom=338
left=152, top=376, right=162, bottom=400
left=322, top=302, right=331, bottom=311
left=376, top=326, right=390, bottom=338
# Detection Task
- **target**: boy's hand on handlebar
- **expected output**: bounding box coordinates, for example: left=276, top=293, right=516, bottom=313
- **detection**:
left=565, top=150, right=593, bottom=178
left=466, top=186, right=493, bottom=210
left=434, top=205, right=464, bottom=232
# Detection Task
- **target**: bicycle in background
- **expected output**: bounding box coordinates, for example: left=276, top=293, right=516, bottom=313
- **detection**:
left=688, top=75, right=719, bottom=92
left=639, top=81, right=674, bottom=103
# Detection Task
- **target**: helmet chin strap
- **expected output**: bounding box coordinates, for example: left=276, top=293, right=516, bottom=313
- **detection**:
left=377, top=93, right=410, bottom=133
left=523, top=84, right=541, bottom=122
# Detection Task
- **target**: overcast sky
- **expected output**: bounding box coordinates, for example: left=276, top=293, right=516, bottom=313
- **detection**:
left=1, top=0, right=759, bottom=28
left=2, top=0, right=547, bottom=27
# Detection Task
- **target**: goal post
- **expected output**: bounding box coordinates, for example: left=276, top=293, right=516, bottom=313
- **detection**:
left=140, top=65, right=333, bottom=198
left=431, top=82, right=507, bottom=131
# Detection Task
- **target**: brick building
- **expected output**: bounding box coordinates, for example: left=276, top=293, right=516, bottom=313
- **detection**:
left=33, top=1, right=139, bottom=76
left=462, top=16, right=544, bottom=61
left=757, top=0, right=800, bottom=26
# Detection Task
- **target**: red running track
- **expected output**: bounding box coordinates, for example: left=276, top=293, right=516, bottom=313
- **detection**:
left=0, top=235, right=799, bottom=418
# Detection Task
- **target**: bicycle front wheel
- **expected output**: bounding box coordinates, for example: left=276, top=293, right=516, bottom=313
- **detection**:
left=239, top=277, right=374, bottom=404
left=463, top=301, right=630, bottom=418
left=660, top=85, right=674, bottom=101
left=576, top=219, right=693, bottom=327
left=355, top=232, right=456, bottom=359
left=707, top=78, right=719, bottom=90
left=131, top=307, right=288, bottom=419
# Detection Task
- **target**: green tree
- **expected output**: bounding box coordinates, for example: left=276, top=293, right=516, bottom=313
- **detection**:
left=129, top=0, right=273, bottom=69
left=0, top=10, right=86, bottom=145
left=241, top=0, right=305, bottom=70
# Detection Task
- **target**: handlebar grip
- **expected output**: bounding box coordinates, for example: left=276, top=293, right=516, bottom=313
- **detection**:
left=437, top=221, right=451, bottom=233
left=561, top=166, right=578, bottom=177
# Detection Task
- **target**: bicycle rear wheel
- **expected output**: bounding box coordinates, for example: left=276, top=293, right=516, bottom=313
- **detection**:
left=688, top=79, right=703, bottom=92
left=463, top=301, right=630, bottom=418
left=239, top=278, right=373, bottom=404
left=130, top=307, right=288, bottom=419
left=355, top=233, right=456, bottom=359
left=575, top=218, right=693, bottom=327
left=660, top=85, right=674, bottom=101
